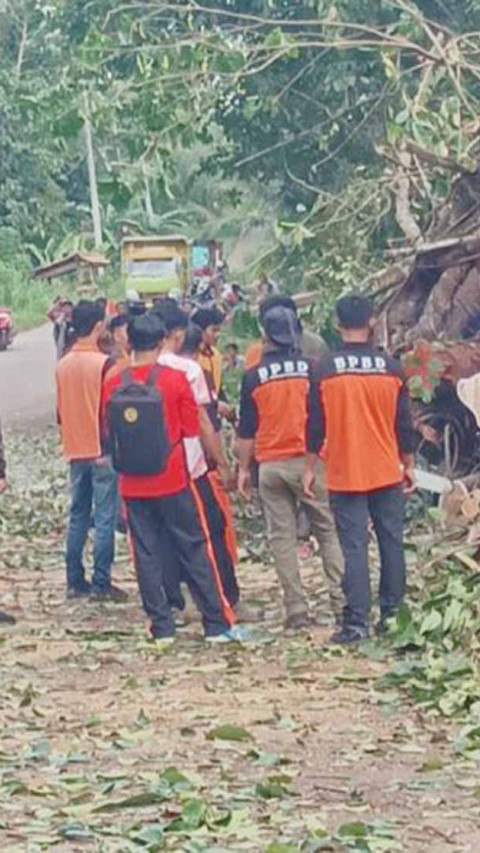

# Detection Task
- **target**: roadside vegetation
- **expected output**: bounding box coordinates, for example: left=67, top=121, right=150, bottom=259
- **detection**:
left=0, top=230, right=52, bottom=329
left=4, top=2, right=480, bottom=321
left=0, top=263, right=49, bottom=331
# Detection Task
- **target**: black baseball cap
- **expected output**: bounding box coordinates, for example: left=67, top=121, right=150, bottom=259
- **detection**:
left=263, top=306, right=300, bottom=348
left=259, top=294, right=297, bottom=324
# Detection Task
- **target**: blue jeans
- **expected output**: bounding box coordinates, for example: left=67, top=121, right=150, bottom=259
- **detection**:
left=66, top=459, right=118, bottom=592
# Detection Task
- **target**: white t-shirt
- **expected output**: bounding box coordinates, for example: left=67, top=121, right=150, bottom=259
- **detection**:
left=158, top=351, right=209, bottom=480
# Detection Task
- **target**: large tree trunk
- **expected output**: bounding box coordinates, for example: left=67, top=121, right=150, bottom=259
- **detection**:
left=403, top=266, right=465, bottom=346
left=378, top=168, right=480, bottom=479
left=380, top=169, right=480, bottom=351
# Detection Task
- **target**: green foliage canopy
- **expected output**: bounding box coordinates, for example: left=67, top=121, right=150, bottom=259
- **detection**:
left=2, top=0, right=480, bottom=310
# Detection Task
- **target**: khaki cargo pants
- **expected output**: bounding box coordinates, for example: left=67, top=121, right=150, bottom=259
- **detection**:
left=259, top=456, right=345, bottom=621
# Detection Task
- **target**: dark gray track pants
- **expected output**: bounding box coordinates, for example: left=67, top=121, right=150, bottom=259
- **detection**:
left=330, top=484, right=406, bottom=632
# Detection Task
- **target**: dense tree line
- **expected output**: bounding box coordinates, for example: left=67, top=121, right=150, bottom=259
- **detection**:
left=1, top=0, right=480, bottom=304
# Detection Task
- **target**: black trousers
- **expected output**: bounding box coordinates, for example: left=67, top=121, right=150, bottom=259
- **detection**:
left=330, top=484, right=406, bottom=632
left=126, top=488, right=233, bottom=638
left=196, top=474, right=239, bottom=607
left=163, top=473, right=240, bottom=610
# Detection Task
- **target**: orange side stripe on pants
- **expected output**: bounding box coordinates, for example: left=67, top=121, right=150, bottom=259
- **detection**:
left=207, top=470, right=238, bottom=566
left=190, top=480, right=236, bottom=626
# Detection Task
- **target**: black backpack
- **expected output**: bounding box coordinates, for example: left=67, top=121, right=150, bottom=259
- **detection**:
left=107, top=366, right=172, bottom=475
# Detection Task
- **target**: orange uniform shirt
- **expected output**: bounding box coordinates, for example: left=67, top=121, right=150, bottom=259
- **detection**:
left=56, top=338, right=110, bottom=460
left=238, top=350, right=311, bottom=463
left=308, top=344, right=416, bottom=493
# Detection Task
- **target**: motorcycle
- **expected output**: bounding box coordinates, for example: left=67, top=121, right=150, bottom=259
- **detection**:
left=190, top=277, right=246, bottom=314
left=190, top=276, right=217, bottom=310
left=0, top=308, right=14, bottom=351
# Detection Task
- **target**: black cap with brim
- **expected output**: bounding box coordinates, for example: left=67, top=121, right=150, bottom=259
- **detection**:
left=263, top=306, right=300, bottom=348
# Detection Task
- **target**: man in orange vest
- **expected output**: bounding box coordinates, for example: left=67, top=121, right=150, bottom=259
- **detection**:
left=237, top=305, right=344, bottom=631
left=304, top=295, right=416, bottom=644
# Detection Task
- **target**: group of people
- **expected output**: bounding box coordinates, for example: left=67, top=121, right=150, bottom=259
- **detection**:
left=238, top=294, right=416, bottom=644
left=1, top=287, right=417, bottom=646
left=54, top=298, right=245, bottom=642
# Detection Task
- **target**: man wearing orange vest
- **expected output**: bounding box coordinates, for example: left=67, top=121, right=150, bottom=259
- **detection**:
left=237, top=305, right=344, bottom=631
left=304, top=295, right=416, bottom=644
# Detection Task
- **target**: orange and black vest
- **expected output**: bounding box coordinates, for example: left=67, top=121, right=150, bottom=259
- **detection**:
left=308, top=343, right=416, bottom=493
left=238, top=350, right=311, bottom=463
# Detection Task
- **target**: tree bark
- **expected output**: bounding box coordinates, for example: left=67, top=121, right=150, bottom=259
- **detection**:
left=393, top=148, right=423, bottom=244
left=84, top=93, right=103, bottom=249
left=143, top=165, right=154, bottom=226
left=443, top=264, right=480, bottom=339
left=404, top=266, right=465, bottom=345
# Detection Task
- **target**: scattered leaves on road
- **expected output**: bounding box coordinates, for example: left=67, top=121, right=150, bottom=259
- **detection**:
left=1, top=431, right=480, bottom=850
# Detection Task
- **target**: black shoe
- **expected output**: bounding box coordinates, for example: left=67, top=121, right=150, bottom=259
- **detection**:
left=329, top=626, right=368, bottom=646
left=90, top=585, right=129, bottom=604
left=0, top=610, right=16, bottom=626
left=375, top=614, right=396, bottom=636
left=284, top=612, right=311, bottom=632
left=67, top=583, right=92, bottom=600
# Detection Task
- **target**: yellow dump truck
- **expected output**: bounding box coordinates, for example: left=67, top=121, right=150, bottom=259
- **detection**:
left=121, top=235, right=190, bottom=301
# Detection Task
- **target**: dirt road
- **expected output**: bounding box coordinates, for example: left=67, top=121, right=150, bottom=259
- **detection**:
left=1, top=330, right=479, bottom=851
left=0, top=324, right=56, bottom=428
left=1, top=431, right=479, bottom=851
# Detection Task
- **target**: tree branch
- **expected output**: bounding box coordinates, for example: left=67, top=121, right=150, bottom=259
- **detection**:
left=393, top=147, right=423, bottom=244
left=233, top=94, right=382, bottom=170
left=404, top=140, right=474, bottom=175
left=15, top=19, right=28, bottom=80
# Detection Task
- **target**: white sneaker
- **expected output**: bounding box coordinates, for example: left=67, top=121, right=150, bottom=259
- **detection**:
left=205, top=626, right=252, bottom=644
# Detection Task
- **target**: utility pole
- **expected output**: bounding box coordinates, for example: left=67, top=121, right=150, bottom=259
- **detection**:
left=143, top=163, right=155, bottom=226
left=84, top=92, right=103, bottom=249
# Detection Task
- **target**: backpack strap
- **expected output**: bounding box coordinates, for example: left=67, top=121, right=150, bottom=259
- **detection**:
left=117, top=365, right=162, bottom=388
left=147, top=364, right=163, bottom=386
left=121, top=368, right=134, bottom=388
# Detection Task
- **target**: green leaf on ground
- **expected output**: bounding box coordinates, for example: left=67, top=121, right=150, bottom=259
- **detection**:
left=206, top=725, right=253, bottom=742
left=165, top=797, right=206, bottom=832
left=255, top=775, right=292, bottom=799
left=337, top=821, right=369, bottom=837
left=94, top=789, right=168, bottom=812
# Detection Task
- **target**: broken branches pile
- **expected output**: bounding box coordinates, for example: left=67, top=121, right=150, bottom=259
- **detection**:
left=379, top=536, right=480, bottom=722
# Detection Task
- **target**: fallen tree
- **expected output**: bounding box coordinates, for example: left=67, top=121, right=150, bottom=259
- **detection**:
left=373, top=153, right=480, bottom=483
